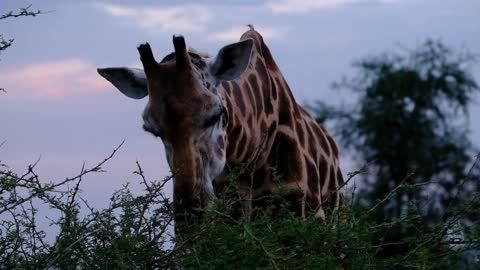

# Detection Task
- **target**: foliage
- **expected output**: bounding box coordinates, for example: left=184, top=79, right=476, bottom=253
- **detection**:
left=1, top=143, right=479, bottom=269
left=0, top=142, right=178, bottom=269
left=310, top=40, right=480, bottom=221
left=309, top=39, right=480, bottom=262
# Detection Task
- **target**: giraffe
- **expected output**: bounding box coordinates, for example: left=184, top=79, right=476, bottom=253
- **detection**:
left=97, top=26, right=344, bottom=221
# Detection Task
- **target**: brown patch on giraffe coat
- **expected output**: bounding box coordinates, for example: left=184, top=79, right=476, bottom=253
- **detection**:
left=306, top=193, right=320, bottom=214
left=274, top=77, right=284, bottom=92
left=329, top=165, right=336, bottom=194
left=304, top=120, right=318, bottom=161
left=246, top=138, right=257, bottom=162
left=255, top=34, right=279, bottom=71
left=318, top=158, right=328, bottom=186
left=247, top=115, right=253, bottom=129
left=306, top=159, right=319, bottom=195
left=278, top=90, right=293, bottom=126
left=231, top=81, right=246, bottom=115
left=269, top=75, right=277, bottom=100
left=337, top=166, right=344, bottom=186
left=225, top=98, right=233, bottom=130
left=295, top=120, right=305, bottom=147
left=260, top=119, right=267, bottom=135
left=326, top=134, right=339, bottom=158
left=237, top=129, right=247, bottom=158
left=271, top=132, right=302, bottom=182
left=334, top=166, right=344, bottom=207
left=248, top=74, right=264, bottom=117
left=268, top=120, right=277, bottom=139
left=278, top=77, right=300, bottom=116
left=222, top=81, right=231, bottom=95
left=255, top=59, right=274, bottom=115
left=312, top=124, right=330, bottom=157
left=233, top=113, right=241, bottom=128
left=227, top=125, right=242, bottom=156
left=243, top=81, right=257, bottom=116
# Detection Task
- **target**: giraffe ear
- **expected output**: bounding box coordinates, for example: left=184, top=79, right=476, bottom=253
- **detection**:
left=97, top=67, right=148, bottom=99
left=209, top=38, right=253, bottom=81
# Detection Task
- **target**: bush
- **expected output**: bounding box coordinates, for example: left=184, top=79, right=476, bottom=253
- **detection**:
left=1, top=143, right=479, bottom=269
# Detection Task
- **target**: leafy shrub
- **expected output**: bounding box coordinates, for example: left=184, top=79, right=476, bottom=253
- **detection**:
left=1, top=144, right=479, bottom=269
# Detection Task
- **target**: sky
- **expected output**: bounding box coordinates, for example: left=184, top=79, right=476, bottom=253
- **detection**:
left=1, top=0, right=480, bottom=212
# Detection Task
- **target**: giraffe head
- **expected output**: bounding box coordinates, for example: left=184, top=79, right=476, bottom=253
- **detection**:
left=98, top=36, right=253, bottom=210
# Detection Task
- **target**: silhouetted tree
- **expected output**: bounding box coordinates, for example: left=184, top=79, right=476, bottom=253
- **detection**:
left=311, top=40, right=480, bottom=255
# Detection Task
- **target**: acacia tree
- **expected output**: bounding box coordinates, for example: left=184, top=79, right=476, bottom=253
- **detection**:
left=311, top=40, right=480, bottom=224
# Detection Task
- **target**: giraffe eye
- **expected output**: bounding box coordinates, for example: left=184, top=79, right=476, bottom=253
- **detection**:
left=204, top=109, right=225, bottom=128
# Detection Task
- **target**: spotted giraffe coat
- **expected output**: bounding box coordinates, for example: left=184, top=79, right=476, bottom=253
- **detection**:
left=98, top=26, right=343, bottom=221
left=214, top=28, right=344, bottom=220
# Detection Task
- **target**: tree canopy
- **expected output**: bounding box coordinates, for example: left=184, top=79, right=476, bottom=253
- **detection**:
left=311, top=39, right=480, bottom=258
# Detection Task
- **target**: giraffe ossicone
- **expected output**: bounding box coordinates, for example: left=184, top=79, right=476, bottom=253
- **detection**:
left=98, top=26, right=344, bottom=221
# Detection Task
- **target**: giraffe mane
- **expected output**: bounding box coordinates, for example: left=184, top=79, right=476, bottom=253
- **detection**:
left=188, top=47, right=211, bottom=58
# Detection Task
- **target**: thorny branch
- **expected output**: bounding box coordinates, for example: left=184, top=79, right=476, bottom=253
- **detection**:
left=0, top=5, right=43, bottom=20
left=1, top=140, right=479, bottom=268
left=367, top=169, right=416, bottom=215
left=0, top=140, right=124, bottom=215
left=1, top=4, right=47, bottom=94
left=1, top=5, right=45, bottom=54
left=0, top=140, right=182, bottom=268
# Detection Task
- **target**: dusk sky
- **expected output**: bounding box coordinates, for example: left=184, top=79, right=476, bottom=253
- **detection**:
left=1, top=0, right=479, bottom=210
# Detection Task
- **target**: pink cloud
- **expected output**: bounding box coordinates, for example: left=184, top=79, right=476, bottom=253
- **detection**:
left=0, top=59, right=109, bottom=99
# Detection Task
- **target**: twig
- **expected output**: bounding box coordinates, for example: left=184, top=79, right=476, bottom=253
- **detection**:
left=318, top=162, right=368, bottom=210
left=367, top=170, right=416, bottom=215
left=0, top=5, right=44, bottom=20
left=0, top=140, right=124, bottom=215
left=44, top=227, right=101, bottom=270
left=332, top=163, right=369, bottom=195
left=134, top=160, right=151, bottom=191
left=243, top=224, right=280, bottom=270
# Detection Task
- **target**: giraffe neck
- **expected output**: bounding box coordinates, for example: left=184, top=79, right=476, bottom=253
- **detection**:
left=214, top=28, right=343, bottom=218
left=215, top=28, right=305, bottom=169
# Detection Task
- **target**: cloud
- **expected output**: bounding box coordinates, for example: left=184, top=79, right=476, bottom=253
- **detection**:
left=266, top=0, right=399, bottom=13
left=207, top=26, right=288, bottom=43
left=97, top=3, right=211, bottom=34
left=0, top=59, right=109, bottom=98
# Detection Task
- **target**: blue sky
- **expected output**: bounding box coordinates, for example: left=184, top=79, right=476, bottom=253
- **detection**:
left=1, top=0, right=480, bottom=208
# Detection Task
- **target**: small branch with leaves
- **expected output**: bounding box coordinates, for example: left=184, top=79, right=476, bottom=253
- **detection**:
left=0, top=5, right=43, bottom=21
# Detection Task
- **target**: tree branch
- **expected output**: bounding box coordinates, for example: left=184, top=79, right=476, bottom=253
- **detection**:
left=0, top=5, right=43, bottom=20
